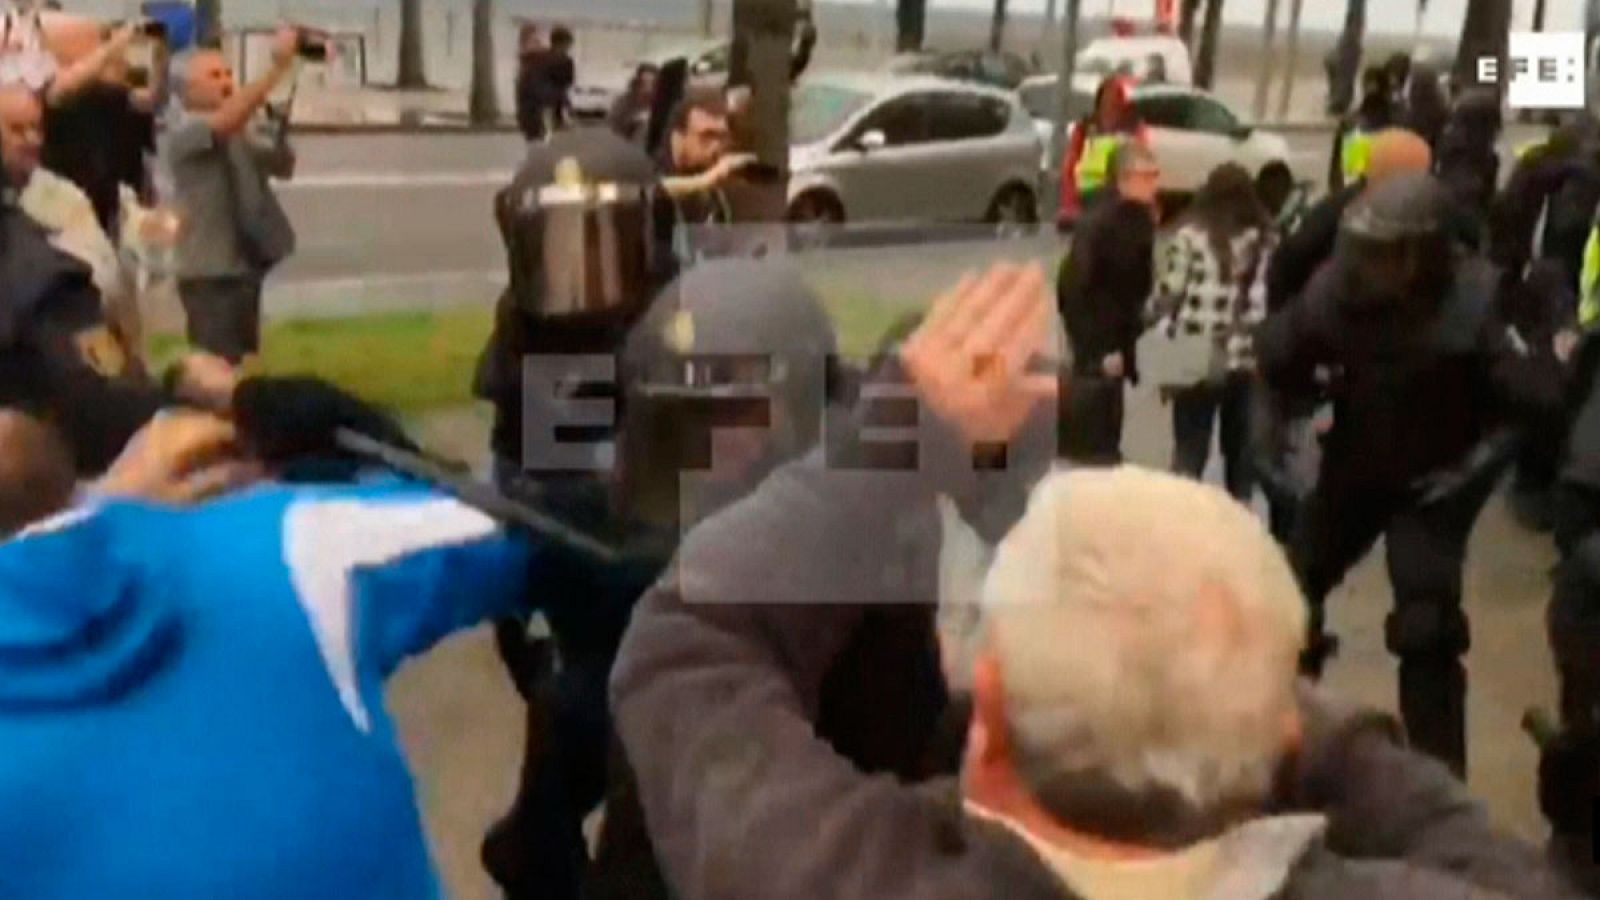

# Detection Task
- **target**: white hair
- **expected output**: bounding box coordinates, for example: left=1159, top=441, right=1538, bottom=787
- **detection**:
left=981, top=466, right=1307, bottom=836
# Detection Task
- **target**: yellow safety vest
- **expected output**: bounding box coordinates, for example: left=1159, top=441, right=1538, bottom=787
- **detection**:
left=1340, top=130, right=1374, bottom=185
left=1075, top=134, right=1122, bottom=196
left=1581, top=225, right=1600, bottom=329
left=1515, top=139, right=1546, bottom=162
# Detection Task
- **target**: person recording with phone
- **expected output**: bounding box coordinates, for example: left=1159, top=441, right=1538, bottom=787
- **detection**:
left=42, top=15, right=166, bottom=236
left=161, top=25, right=311, bottom=364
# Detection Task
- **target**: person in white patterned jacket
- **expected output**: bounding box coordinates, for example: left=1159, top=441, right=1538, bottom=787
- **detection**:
left=1153, top=163, right=1275, bottom=503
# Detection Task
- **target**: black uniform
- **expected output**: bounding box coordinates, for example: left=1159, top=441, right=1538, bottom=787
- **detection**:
left=1258, top=174, right=1564, bottom=775
left=0, top=205, right=161, bottom=475
left=474, top=127, right=669, bottom=900
left=1434, top=90, right=1504, bottom=250
left=1056, top=191, right=1155, bottom=464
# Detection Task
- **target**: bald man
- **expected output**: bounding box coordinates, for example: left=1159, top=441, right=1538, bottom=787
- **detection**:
left=0, top=83, right=130, bottom=344
left=1268, top=128, right=1434, bottom=313
left=162, top=27, right=299, bottom=363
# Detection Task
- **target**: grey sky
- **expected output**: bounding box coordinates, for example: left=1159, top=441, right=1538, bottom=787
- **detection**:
left=878, top=0, right=1583, bottom=38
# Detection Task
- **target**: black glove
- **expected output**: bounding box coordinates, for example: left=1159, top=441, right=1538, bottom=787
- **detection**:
left=232, top=376, right=416, bottom=480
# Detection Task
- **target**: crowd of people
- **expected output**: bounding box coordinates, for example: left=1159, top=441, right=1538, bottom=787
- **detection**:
left=2, top=3, right=1600, bottom=899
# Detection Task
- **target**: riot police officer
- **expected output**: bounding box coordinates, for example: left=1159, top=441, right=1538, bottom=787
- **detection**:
left=473, top=125, right=667, bottom=900
left=1258, top=173, right=1565, bottom=775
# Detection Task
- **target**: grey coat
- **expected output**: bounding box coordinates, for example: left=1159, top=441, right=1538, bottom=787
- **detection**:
left=611, top=399, right=1582, bottom=900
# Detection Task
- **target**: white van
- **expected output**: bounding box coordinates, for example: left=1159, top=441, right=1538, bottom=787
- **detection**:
left=1076, top=35, right=1194, bottom=87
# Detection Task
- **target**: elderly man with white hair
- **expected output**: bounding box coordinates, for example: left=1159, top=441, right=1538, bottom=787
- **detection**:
left=611, top=263, right=1581, bottom=900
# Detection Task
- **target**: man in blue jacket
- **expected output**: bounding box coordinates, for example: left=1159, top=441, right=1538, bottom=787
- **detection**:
left=0, top=411, right=544, bottom=899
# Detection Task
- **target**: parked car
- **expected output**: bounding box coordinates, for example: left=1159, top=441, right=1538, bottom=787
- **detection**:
left=787, top=74, right=1043, bottom=225
left=570, top=38, right=729, bottom=121
left=880, top=49, right=1037, bottom=90
left=1058, top=83, right=1290, bottom=211
left=1076, top=34, right=1193, bottom=86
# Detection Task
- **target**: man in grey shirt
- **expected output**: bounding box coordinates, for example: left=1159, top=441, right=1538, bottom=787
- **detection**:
left=162, top=27, right=298, bottom=363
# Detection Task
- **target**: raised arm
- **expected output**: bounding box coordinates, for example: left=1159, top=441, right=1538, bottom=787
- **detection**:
left=611, top=264, right=1058, bottom=900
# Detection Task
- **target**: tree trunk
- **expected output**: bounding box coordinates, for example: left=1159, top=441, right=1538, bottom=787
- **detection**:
left=1452, top=0, right=1512, bottom=97
left=989, top=0, right=1009, bottom=53
left=1253, top=0, right=1281, bottom=122
left=1178, top=0, right=1202, bottom=49
left=195, top=0, right=223, bottom=48
left=1194, top=0, right=1225, bottom=90
left=397, top=0, right=428, bottom=89
left=468, top=0, right=498, bottom=126
left=729, top=0, right=796, bottom=222
left=896, top=0, right=926, bottom=53
left=702, top=0, right=717, bottom=37
left=1531, top=0, right=1546, bottom=31
left=1276, top=0, right=1305, bottom=121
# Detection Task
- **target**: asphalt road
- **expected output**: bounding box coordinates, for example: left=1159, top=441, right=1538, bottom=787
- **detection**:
left=278, top=124, right=1563, bottom=899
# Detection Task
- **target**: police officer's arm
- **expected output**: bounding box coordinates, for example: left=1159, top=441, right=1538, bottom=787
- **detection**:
left=281, top=485, right=540, bottom=682
left=611, top=266, right=1056, bottom=900
left=19, top=279, right=165, bottom=475
left=1266, top=190, right=1345, bottom=313
left=1256, top=267, right=1337, bottom=399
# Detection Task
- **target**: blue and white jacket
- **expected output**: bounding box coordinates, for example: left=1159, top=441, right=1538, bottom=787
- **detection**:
left=0, top=478, right=538, bottom=899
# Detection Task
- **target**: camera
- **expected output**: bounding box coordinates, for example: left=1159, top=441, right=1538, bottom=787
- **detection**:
left=295, top=27, right=331, bottom=63
left=138, top=19, right=167, bottom=40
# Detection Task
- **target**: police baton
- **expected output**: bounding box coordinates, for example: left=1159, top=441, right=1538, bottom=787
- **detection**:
left=333, top=428, right=622, bottom=563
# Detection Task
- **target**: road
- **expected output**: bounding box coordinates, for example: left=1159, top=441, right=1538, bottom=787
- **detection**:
left=265, top=125, right=1542, bottom=321
left=268, top=125, right=1562, bottom=899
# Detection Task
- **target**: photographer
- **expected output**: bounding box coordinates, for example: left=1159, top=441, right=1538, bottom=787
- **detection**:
left=160, top=25, right=301, bottom=364
left=42, top=15, right=165, bottom=234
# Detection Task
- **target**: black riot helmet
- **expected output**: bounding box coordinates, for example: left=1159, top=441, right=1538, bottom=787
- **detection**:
left=614, top=257, right=841, bottom=529
left=497, top=128, right=664, bottom=321
left=1336, top=171, right=1457, bottom=312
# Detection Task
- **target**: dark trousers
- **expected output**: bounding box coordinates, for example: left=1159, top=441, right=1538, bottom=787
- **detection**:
left=482, top=462, right=617, bottom=900
left=1059, top=373, right=1125, bottom=465
left=1289, top=468, right=1498, bottom=776
left=1171, top=373, right=1255, bottom=502
left=178, top=276, right=263, bottom=364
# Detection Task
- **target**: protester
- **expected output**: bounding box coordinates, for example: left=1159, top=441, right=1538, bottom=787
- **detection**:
left=516, top=24, right=574, bottom=142
left=1267, top=128, right=1432, bottom=312
left=611, top=281, right=1577, bottom=899
left=0, top=409, right=554, bottom=899
left=1057, top=141, right=1159, bottom=464
left=1258, top=173, right=1566, bottom=775
left=1328, top=66, right=1396, bottom=192
left=651, top=87, right=755, bottom=267
left=162, top=28, right=299, bottom=364
left=1057, top=74, right=1148, bottom=227
left=607, top=62, right=657, bottom=144
left=1152, top=163, right=1273, bottom=502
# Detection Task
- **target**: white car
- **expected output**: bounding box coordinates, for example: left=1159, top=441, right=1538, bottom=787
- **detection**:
left=1076, top=34, right=1194, bottom=86
left=1062, top=84, right=1291, bottom=201
left=787, top=73, right=1043, bottom=225
left=570, top=39, right=729, bottom=121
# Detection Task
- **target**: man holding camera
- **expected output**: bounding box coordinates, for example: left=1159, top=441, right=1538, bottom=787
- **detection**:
left=161, top=25, right=300, bottom=364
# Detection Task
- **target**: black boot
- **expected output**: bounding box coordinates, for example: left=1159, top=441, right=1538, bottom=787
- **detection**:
left=1299, top=631, right=1340, bottom=679
left=1398, top=656, right=1467, bottom=778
